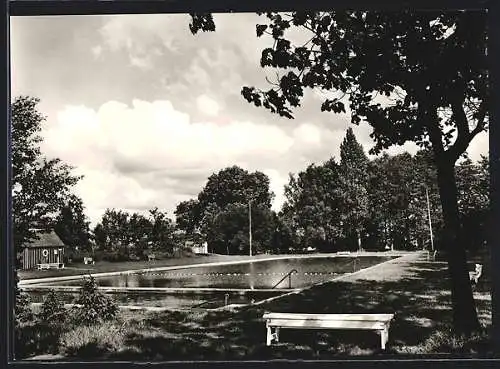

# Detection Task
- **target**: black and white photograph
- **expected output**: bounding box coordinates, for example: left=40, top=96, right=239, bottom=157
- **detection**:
left=9, top=8, right=493, bottom=361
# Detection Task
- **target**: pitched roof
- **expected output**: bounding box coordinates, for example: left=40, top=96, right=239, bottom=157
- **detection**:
left=24, top=231, right=65, bottom=248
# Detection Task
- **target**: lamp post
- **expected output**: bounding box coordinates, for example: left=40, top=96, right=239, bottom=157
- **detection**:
left=248, top=200, right=252, bottom=257
left=425, top=186, right=435, bottom=252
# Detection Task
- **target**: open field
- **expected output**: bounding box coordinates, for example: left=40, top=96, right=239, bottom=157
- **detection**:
left=22, top=251, right=493, bottom=360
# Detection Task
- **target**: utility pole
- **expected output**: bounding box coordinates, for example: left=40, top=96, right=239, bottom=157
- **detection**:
left=248, top=200, right=252, bottom=257
left=425, top=187, right=435, bottom=251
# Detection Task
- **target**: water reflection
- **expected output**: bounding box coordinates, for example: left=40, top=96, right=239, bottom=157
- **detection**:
left=51, top=256, right=394, bottom=290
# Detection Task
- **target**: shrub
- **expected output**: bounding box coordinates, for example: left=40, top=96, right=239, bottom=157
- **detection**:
left=60, top=322, right=126, bottom=357
left=14, top=270, right=34, bottom=325
left=37, top=290, right=67, bottom=326
left=71, top=275, right=119, bottom=326
left=15, top=291, right=34, bottom=326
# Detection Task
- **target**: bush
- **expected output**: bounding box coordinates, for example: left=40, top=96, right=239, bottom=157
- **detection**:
left=60, top=322, right=126, bottom=357
left=15, top=291, right=34, bottom=326
left=101, top=251, right=130, bottom=262
left=37, top=290, right=67, bottom=326
left=14, top=293, right=66, bottom=359
left=71, top=275, right=119, bottom=326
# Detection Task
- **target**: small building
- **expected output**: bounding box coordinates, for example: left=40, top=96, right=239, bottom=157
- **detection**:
left=185, top=240, right=208, bottom=254
left=20, top=230, right=66, bottom=270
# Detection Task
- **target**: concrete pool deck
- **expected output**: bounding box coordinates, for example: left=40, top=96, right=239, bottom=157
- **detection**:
left=19, top=250, right=416, bottom=286
left=250, top=251, right=426, bottom=307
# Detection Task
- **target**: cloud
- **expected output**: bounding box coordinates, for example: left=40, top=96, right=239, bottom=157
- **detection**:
left=40, top=98, right=304, bottom=225
left=196, top=95, right=220, bottom=117
left=293, top=124, right=322, bottom=145
left=91, top=45, right=103, bottom=59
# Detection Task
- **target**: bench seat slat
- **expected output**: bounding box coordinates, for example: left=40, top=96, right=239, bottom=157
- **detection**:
left=263, top=313, right=394, bottom=322
left=266, top=319, right=387, bottom=330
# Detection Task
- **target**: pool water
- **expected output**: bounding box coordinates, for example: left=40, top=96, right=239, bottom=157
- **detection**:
left=29, top=255, right=397, bottom=309
left=42, top=256, right=395, bottom=289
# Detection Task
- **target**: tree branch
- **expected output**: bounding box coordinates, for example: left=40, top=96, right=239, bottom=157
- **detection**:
left=447, top=99, right=488, bottom=162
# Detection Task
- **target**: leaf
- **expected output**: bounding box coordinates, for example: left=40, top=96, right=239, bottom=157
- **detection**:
left=256, top=24, right=268, bottom=37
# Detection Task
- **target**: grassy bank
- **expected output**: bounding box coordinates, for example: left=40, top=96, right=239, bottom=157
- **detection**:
left=18, top=254, right=267, bottom=280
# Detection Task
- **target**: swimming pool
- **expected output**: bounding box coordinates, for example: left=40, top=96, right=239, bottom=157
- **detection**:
left=26, top=255, right=399, bottom=309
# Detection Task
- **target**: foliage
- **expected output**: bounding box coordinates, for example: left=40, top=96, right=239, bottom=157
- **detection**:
left=175, top=166, right=275, bottom=254
left=71, top=276, right=119, bottom=326
left=54, top=194, right=92, bottom=258
left=93, top=207, right=177, bottom=260
left=338, top=128, right=370, bottom=249
left=175, top=199, right=202, bottom=235
left=148, top=207, right=176, bottom=255
left=37, top=290, right=67, bottom=327
left=207, top=202, right=277, bottom=255
left=282, top=158, right=343, bottom=252
left=15, top=291, right=34, bottom=327
left=455, top=156, right=489, bottom=253
left=11, top=96, right=82, bottom=255
left=60, top=322, right=126, bottom=358
left=366, top=150, right=443, bottom=251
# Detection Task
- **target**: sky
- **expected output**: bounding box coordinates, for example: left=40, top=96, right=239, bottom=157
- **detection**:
left=10, top=13, right=489, bottom=227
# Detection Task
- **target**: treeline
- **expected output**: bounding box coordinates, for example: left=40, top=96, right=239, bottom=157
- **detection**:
left=54, top=128, right=489, bottom=260
left=173, top=128, right=489, bottom=255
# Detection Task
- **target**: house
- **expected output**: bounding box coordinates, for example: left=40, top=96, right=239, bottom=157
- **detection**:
left=20, top=230, right=66, bottom=270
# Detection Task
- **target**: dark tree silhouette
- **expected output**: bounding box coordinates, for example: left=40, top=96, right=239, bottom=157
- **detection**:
left=189, top=10, right=488, bottom=335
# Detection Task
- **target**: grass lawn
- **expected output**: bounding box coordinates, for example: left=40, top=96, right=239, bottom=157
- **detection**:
left=25, top=251, right=493, bottom=360
left=18, top=253, right=278, bottom=280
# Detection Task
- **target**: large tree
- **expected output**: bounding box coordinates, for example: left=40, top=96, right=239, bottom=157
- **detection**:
left=338, top=128, right=370, bottom=250
left=93, top=209, right=131, bottom=258
left=148, top=207, right=176, bottom=255
left=366, top=151, right=442, bottom=251
left=175, top=166, right=275, bottom=254
left=282, top=158, right=343, bottom=251
left=12, top=96, right=82, bottom=254
left=54, top=194, right=92, bottom=255
left=190, top=10, right=488, bottom=334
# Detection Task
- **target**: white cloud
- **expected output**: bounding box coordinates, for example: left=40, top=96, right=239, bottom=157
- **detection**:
left=41, top=99, right=301, bottom=225
left=91, top=45, right=103, bottom=59
left=293, top=123, right=322, bottom=145
left=196, top=95, right=220, bottom=117
left=130, top=55, right=154, bottom=70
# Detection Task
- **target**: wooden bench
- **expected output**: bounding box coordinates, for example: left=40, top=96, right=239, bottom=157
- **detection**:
left=37, top=262, right=65, bottom=270
left=469, top=263, right=483, bottom=285
left=263, top=313, right=394, bottom=350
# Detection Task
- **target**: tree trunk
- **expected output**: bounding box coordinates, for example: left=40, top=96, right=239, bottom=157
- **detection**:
left=435, top=158, right=481, bottom=335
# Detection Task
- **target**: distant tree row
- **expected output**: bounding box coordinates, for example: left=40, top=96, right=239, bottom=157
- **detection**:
left=91, top=208, right=176, bottom=261
left=282, top=132, right=488, bottom=254
left=175, top=128, right=489, bottom=255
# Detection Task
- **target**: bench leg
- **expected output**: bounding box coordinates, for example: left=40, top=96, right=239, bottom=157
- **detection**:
left=266, top=326, right=280, bottom=346
left=266, top=326, right=272, bottom=346
left=379, top=328, right=389, bottom=350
